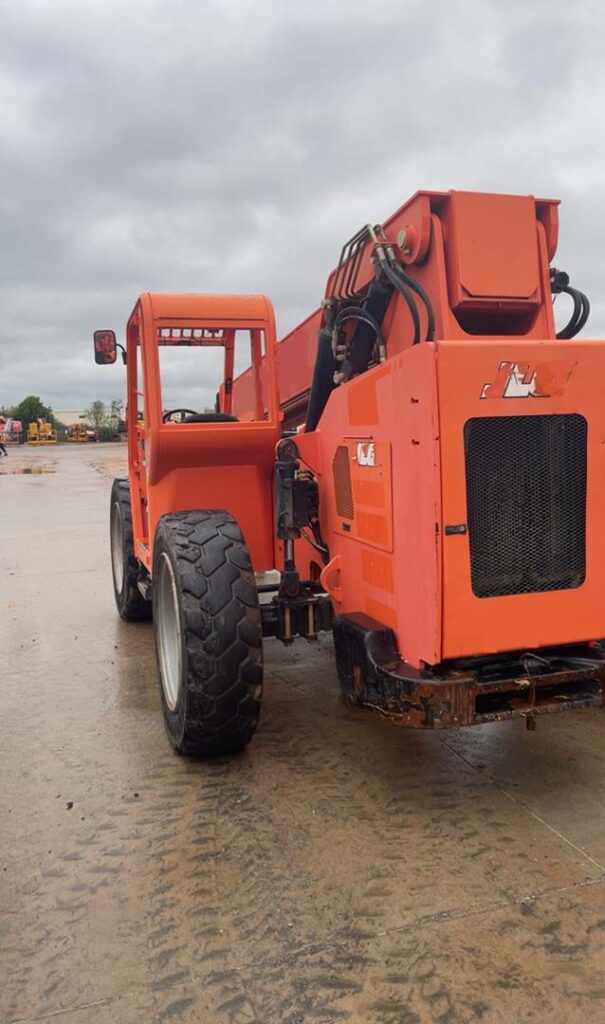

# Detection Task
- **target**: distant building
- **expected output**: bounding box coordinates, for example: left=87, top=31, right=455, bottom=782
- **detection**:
left=55, top=410, right=87, bottom=426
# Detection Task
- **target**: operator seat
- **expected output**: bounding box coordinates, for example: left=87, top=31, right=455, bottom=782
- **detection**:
left=184, top=413, right=239, bottom=423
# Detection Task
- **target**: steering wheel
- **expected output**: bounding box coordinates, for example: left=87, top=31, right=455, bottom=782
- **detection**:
left=162, top=408, right=199, bottom=423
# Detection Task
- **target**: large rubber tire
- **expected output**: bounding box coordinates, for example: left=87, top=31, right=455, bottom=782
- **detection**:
left=152, top=510, right=263, bottom=757
left=110, top=478, right=152, bottom=621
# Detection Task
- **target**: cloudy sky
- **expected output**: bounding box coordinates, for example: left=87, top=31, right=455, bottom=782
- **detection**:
left=1, top=0, right=604, bottom=413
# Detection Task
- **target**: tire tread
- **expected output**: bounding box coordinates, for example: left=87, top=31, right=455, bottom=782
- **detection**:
left=154, top=510, right=262, bottom=757
left=111, top=478, right=151, bottom=621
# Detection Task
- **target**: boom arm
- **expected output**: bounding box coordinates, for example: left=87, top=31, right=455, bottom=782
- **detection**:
left=231, top=189, right=589, bottom=429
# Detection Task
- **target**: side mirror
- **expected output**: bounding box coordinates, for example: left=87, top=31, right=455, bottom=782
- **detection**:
left=94, top=329, right=117, bottom=365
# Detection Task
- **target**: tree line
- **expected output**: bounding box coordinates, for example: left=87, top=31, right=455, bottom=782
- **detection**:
left=0, top=396, right=124, bottom=441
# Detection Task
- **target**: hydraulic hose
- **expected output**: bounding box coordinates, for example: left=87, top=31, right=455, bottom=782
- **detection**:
left=389, top=263, right=435, bottom=341
left=334, top=305, right=385, bottom=349
left=551, top=268, right=591, bottom=339
left=557, top=286, right=590, bottom=339
left=370, top=224, right=432, bottom=345
left=574, top=290, right=590, bottom=333
left=380, top=260, right=421, bottom=344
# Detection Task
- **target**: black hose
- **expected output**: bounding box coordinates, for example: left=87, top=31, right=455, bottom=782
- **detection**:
left=333, top=281, right=393, bottom=378
left=334, top=305, right=385, bottom=349
left=571, top=288, right=589, bottom=335
left=302, top=527, right=330, bottom=564
left=390, top=263, right=436, bottom=341
left=575, top=290, right=590, bottom=333
left=551, top=268, right=591, bottom=340
left=556, top=286, right=590, bottom=339
left=381, top=261, right=421, bottom=344
left=556, top=287, right=581, bottom=338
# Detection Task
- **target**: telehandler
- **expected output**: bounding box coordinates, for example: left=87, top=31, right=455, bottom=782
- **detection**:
left=95, top=189, right=605, bottom=756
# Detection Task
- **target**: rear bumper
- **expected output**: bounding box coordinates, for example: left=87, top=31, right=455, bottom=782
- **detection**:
left=333, top=613, right=605, bottom=729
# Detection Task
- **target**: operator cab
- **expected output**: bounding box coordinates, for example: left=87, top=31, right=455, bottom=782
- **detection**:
left=153, top=323, right=271, bottom=426
left=93, top=292, right=281, bottom=576
left=162, top=410, right=239, bottom=424
left=94, top=321, right=271, bottom=426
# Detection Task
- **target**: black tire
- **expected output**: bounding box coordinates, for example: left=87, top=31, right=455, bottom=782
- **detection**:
left=110, top=478, right=152, bottom=621
left=152, top=510, right=263, bottom=757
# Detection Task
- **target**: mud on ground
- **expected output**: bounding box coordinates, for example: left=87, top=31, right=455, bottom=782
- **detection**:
left=1, top=444, right=604, bottom=1023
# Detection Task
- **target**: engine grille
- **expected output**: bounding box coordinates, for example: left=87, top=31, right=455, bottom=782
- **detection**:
left=333, top=445, right=354, bottom=519
left=464, top=414, right=587, bottom=598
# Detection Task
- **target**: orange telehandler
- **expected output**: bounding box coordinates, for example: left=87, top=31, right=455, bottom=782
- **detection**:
left=95, top=190, right=605, bottom=756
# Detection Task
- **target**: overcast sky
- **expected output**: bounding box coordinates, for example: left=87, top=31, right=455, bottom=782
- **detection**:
left=1, top=0, right=604, bottom=412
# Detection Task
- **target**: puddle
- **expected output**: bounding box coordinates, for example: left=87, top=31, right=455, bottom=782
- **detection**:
left=0, top=467, right=56, bottom=475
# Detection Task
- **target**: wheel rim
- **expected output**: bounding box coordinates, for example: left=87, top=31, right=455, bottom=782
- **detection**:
left=156, top=552, right=182, bottom=711
left=111, top=502, right=125, bottom=593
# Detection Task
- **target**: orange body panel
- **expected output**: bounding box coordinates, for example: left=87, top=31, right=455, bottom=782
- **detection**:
left=437, top=338, right=605, bottom=659
left=292, top=336, right=605, bottom=667
left=296, top=344, right=442, bottom=666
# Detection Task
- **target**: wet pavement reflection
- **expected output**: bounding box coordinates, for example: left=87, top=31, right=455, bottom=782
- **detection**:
left=1, top=444, right=604, bottom=1024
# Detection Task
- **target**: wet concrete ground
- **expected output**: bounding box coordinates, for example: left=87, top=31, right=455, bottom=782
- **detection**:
left=1, top=443, right=604, bottom=1024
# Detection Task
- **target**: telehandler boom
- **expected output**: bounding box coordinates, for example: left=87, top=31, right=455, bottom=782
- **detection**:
left=95, top=190, right=605, bottom=756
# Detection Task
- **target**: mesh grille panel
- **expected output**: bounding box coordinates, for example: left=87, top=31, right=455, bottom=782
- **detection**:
left=465, top=414, right=587, bottom=598
left=333, top=445, right=354, bottom=519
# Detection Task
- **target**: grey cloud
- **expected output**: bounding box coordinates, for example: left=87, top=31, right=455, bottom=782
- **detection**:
left=1, top=0, right=605, bottom=410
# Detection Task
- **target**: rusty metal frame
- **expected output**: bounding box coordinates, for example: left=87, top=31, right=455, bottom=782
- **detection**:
left=333, top=613, right=605, bottom=729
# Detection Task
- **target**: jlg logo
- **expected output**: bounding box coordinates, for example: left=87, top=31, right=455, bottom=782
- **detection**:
left=356, top=441, right=376, bottom=467
left=480, top=361, right=566, bottom=400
